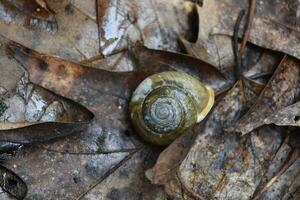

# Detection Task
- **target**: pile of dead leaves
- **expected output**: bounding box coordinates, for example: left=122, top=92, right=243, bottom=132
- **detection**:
left=0, top=0, right=299, bottom=199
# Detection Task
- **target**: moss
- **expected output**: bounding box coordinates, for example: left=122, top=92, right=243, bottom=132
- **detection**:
left=0, top=98, right=7, bottom=117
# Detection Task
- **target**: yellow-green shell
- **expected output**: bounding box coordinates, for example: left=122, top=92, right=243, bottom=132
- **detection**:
left=129, top=71, right=214, bottom=145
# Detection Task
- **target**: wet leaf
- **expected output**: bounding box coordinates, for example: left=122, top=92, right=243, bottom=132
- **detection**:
left=179, top=3, right=236, bottom=75
left=0, top=165, right=27, bottom=199
left=253, top=148, right=300, bottom=200
left=264, top=101, right=300, bottom=127
left=131, top=45, right=231, bottom=95
left=198, top=0, right=300, bottom=59
left=97, top=0, right=194, bottom=55
left=0, top=0, right=57, bottom=33
left=177, top=80, right=284, bottom=199
left=146, top=126, right=199, bottom=185
left=0, top=0, right=99, bottom=61
left=179, top=3, right=284, bottom=82
left=6, top=41, right=175, bottom=102
left=78, top=147, right=166, bottom=200
left=0, top=1, right=299, bottom=199
left=233, top=56, right=300, bottom=135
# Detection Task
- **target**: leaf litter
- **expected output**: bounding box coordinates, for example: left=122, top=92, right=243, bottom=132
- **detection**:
left=0, top=0, right=299, bottom=199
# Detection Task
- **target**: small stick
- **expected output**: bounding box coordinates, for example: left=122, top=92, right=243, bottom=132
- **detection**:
left=239, top=0, right=257, bottom=55
left=233, top=10, right=245, bottom=80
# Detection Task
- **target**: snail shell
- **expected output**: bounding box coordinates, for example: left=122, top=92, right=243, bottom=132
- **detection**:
left=129, top=71, right=214, bottom=145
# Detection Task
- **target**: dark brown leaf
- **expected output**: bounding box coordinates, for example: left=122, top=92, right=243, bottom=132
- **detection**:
left=6, top=41, right=178, bottom=103
left=146, top=126, right=199, bottom=185
left=2, top=40, right=231, bottom=198
left=0, top=165, right=27, bottom=199
left=233, top=56, right=300, bottom=135
left=131, top=45, right=231, bottom=95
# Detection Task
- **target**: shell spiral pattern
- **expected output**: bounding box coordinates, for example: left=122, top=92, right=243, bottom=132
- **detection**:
left=129, top=71, right=214, bottom=145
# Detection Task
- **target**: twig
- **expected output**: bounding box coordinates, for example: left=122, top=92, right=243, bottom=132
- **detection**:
left=40, top=144, right=139, bottom=155
left=233, top=10, right=245, bottom=80
left=239, top=0, right=257, bottom=55
left=268, top=18, right=300, bottom=34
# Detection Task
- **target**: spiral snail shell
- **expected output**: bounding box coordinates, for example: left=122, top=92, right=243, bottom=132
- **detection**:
left=129, top=71, right=214, bottom=145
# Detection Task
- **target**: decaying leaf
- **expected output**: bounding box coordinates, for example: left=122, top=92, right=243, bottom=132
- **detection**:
left=77, top=147, right=166, bottom=200
left=179, top=3, right=285, bottom=83
left=253, top=147, right=300, bottom=200
left=179, top=3, right=235, bottom=75
left=264, top=101, right=300, bottom=127
left=0, top=0, right=299, bottom=199
left=0, top=39, right=234, bottom=198
left=0, top=0, right=99, bottom=61
left=164, top=174, right=196, bottom=200
left=233, top=56, right=300, bottom=134
left=193, top=0, right=300, bottom=60
left=177, top=81, right=284, bottom=199
left=131, top=45, right=231, bottom=95
left=0, top=165, right=27, bottom=199
left=97, top=0, right=195, bottom=55
left=7, top=41, right=231, bottom=102
left=0, top=0, right=57, bottom=33
left=146, top=126, right=200, bottom=185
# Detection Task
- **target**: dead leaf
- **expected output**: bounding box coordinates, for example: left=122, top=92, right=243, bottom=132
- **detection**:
left=0, top=164, right=27, bottom=199
left=0, top=0, right=99, bottom=61
left=0, top=0, right=299, bottom=199
left=131, top=45, right=231, bottom=95
left=179, top=4, right=235, bottom=75
left=174, top=79, right=284, bottom=199
left=202, top=0, right=300, bottom=59
left=164, top=174, right=196, bottom=200
left=1, top=39, right=233, bottom=198
left=77, top=147, right=166, bottom=200
left=0, top=0, right=57, bottom=33
left=97, top=0, right=195, bottom=55
left=179, top=3, right=285, bottom=84
left=6, top=41, right=175, bottom=102
left=254, top=149, right=300, bottom=200
left=264, top=101, right=300, bottom=127
left=233, top=56, right=300, bottom=135
left=146, top=126, right=200, bottom=185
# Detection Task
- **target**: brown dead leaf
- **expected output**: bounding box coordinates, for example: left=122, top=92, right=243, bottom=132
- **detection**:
left=131, top=45, right=231, bottom=95
left=253, top=147, right=300, bottom=200
left=2, top=39, right=234, bottom=198
left=0, top=0, right=99, bottom=61
left=6, top=41, right=175, bottom=102
left=169, top=70, right=288, bottom=199
left=0, top=0, right=57, bottom=33
left=0, top=164, right=27, bottom=199
left=146, top=126, right=200, bottom=185
left=264, top=101, right=300, bottom=127
left=179, top=3, right=285, bottom=83
left=210, top=0, right=300, bottom=59
left=97, top=0, right=194, bottom=55
left=233, top=56, right=300, bottom=135
left=179, top=4, right=235, bottom=75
